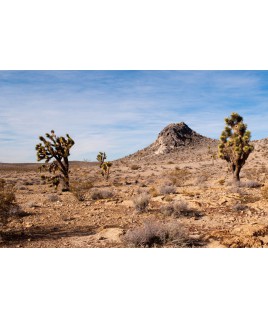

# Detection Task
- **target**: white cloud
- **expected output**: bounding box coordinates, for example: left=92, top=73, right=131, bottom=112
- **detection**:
left=0, top=71, right=267, bottom=162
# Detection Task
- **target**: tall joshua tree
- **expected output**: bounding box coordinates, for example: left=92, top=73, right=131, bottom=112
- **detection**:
left=36, top=130, right=75, bottom=191
left=218, top=112, right=254, bottom=181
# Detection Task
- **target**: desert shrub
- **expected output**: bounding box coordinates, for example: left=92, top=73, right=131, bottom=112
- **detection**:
left=0, top=179, right=16, bottom=213
left=149, top=187, right=159, bottom=197
left=23, top=181, right=34, bottom=186
left=46, top=194, right=61, bottom=202
left=164, top=195, right=173, bottom=202
left=232, top=203, right=248, bottom=212
left=132, top=193, right=151, bottom=213
left=166, top=167, right=191, bottom=187
left=228, top=180, right=261, bottom=189
left=160, top=200, right=191, bottom=217
left=71, top=181, right=93, bottom=201
left=123, top=219, right=190, bottom=248
left=91, top=188, right=114, bottom=200
left=15, top=184, right=27, bottom=190
left=195, top=174, right=208, bottom=185
left=130, top=164, right=140, bottom=170
left=159, top=184, right=176, bottom=195
left=240, top=180, right=262, bottom=188
left=218, top=179, right=225, bottom=185
left=0, top=179, right=16, bottom=224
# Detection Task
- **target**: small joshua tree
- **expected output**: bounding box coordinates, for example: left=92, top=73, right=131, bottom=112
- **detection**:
left=207, top=146, right=217, bottom=165
left=36, top=130, right=75, bottom=191
left=218, top=112, right=254, bottom=181
left=97, top=152, right=112, bottom=181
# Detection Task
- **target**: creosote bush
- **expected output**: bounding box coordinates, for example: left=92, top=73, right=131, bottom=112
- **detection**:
left=133, top=193, right=151, bottom=213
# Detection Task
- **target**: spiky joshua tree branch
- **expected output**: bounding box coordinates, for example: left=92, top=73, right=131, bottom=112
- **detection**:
left=218, top=112, right=254, bottom=181
left=35, top=130, right=75, bottom=191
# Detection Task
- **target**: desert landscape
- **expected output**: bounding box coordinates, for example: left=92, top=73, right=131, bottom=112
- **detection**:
left=1, top=121, right=268, bottom=248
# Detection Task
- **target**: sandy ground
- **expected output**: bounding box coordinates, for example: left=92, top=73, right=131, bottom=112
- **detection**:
left=1, top=137, right=268, bottom=248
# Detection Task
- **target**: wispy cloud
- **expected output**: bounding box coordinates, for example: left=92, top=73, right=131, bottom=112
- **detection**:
left=0, top=71, right=268, bottom=162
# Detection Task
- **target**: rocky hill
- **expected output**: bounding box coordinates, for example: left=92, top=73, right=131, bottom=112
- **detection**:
left=123, top=122, right=218, bottom=161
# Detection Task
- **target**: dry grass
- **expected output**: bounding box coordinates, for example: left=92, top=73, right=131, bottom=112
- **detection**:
left=195, top=174, right=209, bottom=185
left=91, top=188, right=114, bottom=200
left=46, top=194, right=61, bottom=202
left=160, top=200, right=193, bottom=217
left=71, top=181, right=94, bottom=201
left=239, top=180, right=262, bottom=188
left=166, top=167, right=191, bottom=187
left=149, top=187, right=159, bottom=197
left=232, top=203, right=248, bottom=212
left=122, top=219, right=190, bottom=247
left=159, top=184, right=176, bottom=195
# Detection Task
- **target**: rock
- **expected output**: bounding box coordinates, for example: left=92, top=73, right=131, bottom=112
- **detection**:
left=123, top=122, right=218, bottom=160
left=152, top=122, right=214, bottom=155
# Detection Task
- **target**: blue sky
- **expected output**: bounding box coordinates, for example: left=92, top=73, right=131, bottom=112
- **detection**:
left=1, top=70, right=268, bottom=163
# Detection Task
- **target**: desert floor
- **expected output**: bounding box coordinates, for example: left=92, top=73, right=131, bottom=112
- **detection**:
left=1, top=141, right=268, bottom=248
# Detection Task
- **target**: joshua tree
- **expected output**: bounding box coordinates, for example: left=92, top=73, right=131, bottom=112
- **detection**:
left=36, top=130, right=75, bottom=191
left=218, top=112, right=254, bottom=181
left=97, top=152, right=112, bottom=180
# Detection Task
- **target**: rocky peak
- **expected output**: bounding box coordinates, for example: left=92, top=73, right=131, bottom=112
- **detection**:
left=152, top=122, right=207, bottom=154
left=121, top=121, right=218, bottom=161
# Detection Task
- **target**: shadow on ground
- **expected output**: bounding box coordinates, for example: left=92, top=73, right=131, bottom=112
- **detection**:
left=0, top=224, right=97, bottom=246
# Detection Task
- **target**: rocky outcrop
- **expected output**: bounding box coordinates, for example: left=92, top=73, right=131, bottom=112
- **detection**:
left=150, top=122, right=215, bottom=155
left=121, top=121, right=218, bottom=161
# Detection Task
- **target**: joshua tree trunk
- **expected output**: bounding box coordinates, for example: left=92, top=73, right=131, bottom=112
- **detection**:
left=229, top=163, right=241, bottom=181
left=58, top=158, right=70, bottom=191
left=233, top=165, right=241, bottom=182
left=61, top=176, right=70, bottom=191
